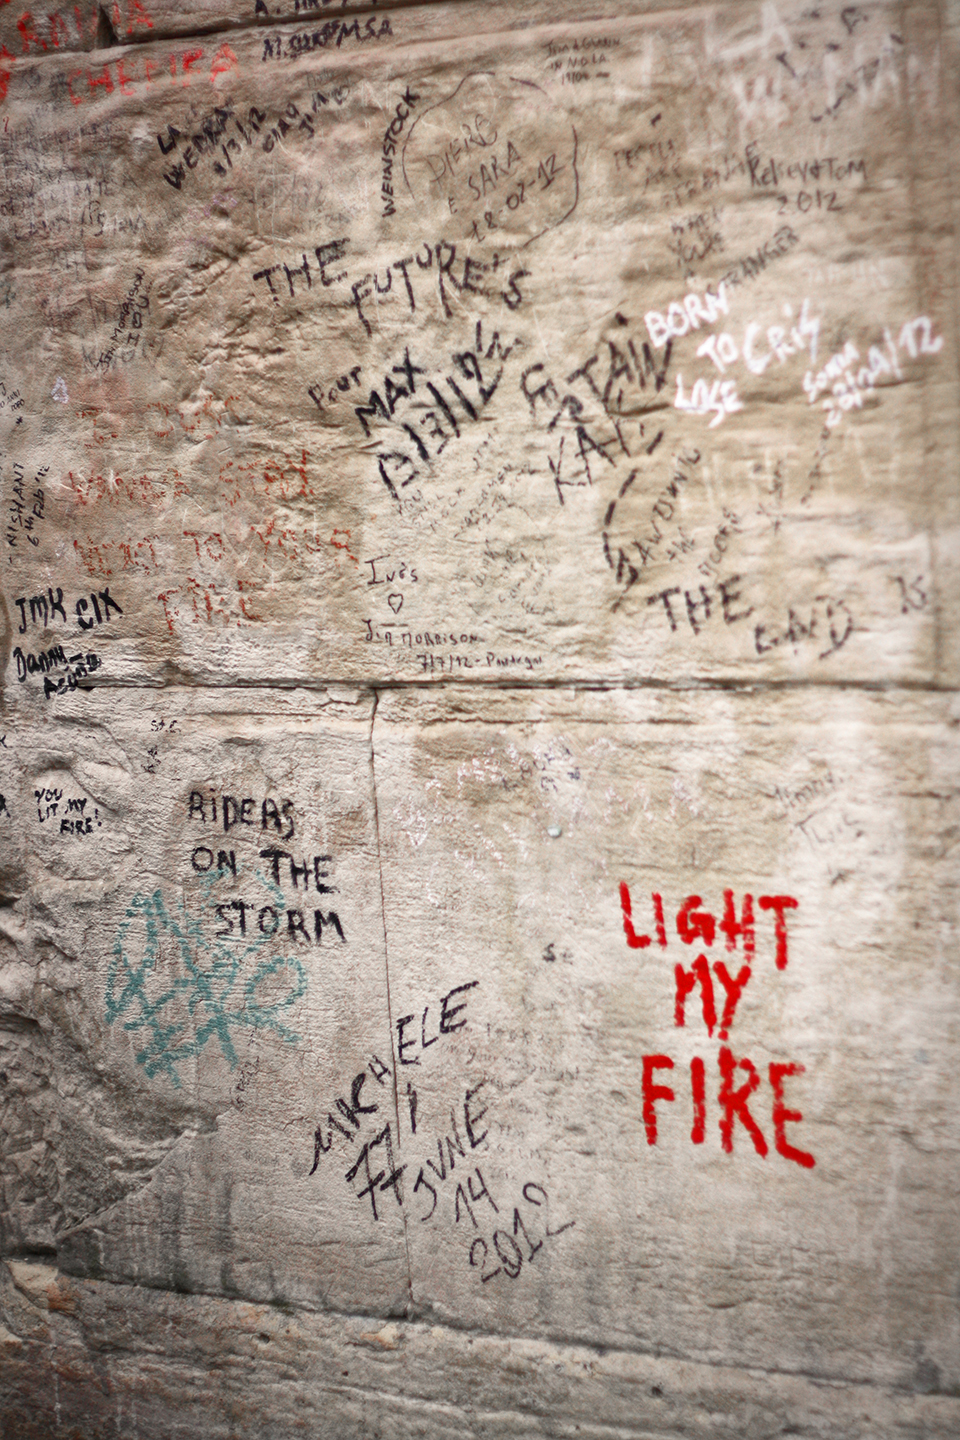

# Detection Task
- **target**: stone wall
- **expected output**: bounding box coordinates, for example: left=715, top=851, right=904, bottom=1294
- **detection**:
left=1, top=1, right=958, bottom=1435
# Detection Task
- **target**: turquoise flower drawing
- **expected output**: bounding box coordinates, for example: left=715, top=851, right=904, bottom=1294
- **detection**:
left=106, top=879, right=306, bottom=1088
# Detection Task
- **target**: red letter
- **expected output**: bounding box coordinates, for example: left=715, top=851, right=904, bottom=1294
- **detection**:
left=126, top=0, right=153, bottom=32
left=720, top=890, right=755, bottom=957
left=619, top=881, right=650, bottom=948
left=759, top=894, right=798, bottom=969
left=674, top=955, right=716, bottom=1035
left=676, top=895, right=715, bottom=946
left=116, top=57, right=135, bottom=93
left=76, top=3, right=97, bottom=42
left=67, top=67, right=85, bottom=104
left=712, top=961, right=751, bottom=1040
left=718, top=1045, right=768, bottom=1156
left=17, top=13, right=48, bottom=52
left=209, top=40, right=238, bottom=79
left=770, top=1062, right=815, bottom=1168
left=49, top=13, right=70, bottom=47
left=641, top=1054, right=674, bottom=1144
left=87, top=64, right=114, bottom=94
left=690, top=1057, right=705, bottom=1143
left=652, top=892, right=667, bottom=947
left=180, top=46, right=203, bottom=78
left=156, top=589, right=180, bottom=633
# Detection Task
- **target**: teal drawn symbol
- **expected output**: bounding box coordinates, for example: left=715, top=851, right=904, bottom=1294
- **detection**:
left=106, top=877, right=306, bottom=1088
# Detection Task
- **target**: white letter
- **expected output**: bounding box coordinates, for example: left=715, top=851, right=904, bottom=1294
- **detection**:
left=645, top=310, right=671, bottom=348
left=743, top=322, right=772, bottom=375
left=667, top=302, right=690, bottom=339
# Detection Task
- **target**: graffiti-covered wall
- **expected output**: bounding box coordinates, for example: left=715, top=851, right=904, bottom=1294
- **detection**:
left=1, top=1, right=959, bottom=1435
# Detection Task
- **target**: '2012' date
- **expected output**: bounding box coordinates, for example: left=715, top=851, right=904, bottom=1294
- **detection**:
left=468, top=1181, right=574, bottom=1284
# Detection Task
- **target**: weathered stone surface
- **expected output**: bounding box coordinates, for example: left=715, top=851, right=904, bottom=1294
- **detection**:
left=0, top=0, right=958, bottom=1434
left=0, top=0, right=954, bottom=688
left=3, top=1264, right=960, bottom=1439
left=1, top=685, right=957, bottom=1433
left=0, top=688, right=409, bottom=1315
left=373, top=687, right=960, bottom=1388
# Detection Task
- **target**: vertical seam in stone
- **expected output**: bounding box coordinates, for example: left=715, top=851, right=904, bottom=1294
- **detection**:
left=369, top=685, right=415, bottom=1314
left=903, top=0, right=941, bottom=684
left=928, top=0, right=958, bottom=687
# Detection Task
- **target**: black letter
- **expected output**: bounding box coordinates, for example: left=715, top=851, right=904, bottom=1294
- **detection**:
left=351, top=275, right=373, bottom=334
left=397, top=1014, right=419, bottom=1064
left=287, top=909, right=310, bottom=942
left=719, top=575, right=753, bottom=625
left=259, top=846, right=289, bottom=885
left=440, top=980, right=479, bottom=1033
left=313, top=909, right=344, bottom=942
left=98, top=586, right=123, bottom=619
left=647, top=587, right=681, bottom=630
left=464, top=1081, right=489, bottom=1148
